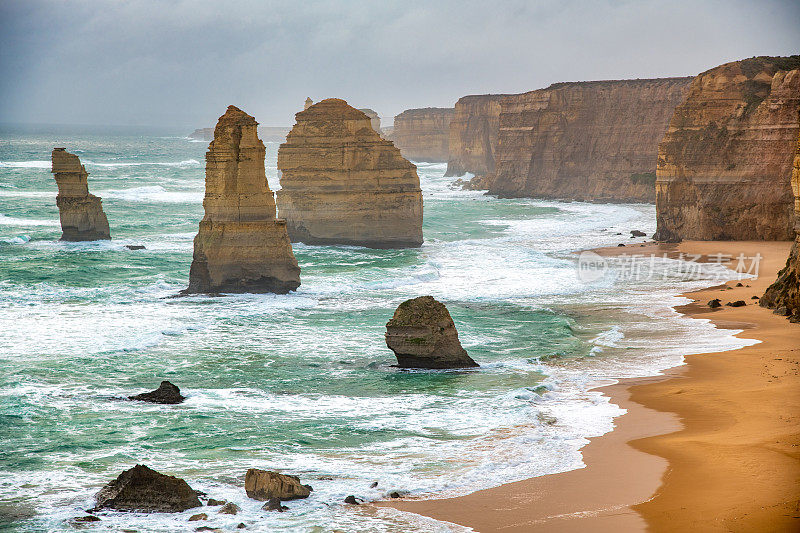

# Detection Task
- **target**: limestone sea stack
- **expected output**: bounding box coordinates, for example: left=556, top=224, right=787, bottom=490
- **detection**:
left=51, top=148, right=111, bottom=241
left=385, top=296, right=478, bottom=369
left=761, top=128, right=800, bottom=321
left=184, top=105, right=300, bottom=294
left=392, top=107, right=454, bottom=162
left=276, top=98, right=423, bottom=248
left=478, top=78, right=693, bottom=202
left=654, top=56, right=800, bottom=241
left=357, top=108, right=381, bottom=133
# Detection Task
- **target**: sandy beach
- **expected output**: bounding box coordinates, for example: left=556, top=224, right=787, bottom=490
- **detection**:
left=378, top=240, right=800, bottom=532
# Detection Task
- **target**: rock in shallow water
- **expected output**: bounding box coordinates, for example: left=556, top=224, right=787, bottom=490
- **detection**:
left=218, top=502, right=239, bottom=515
left=385, top=296, right=478, bottom=369
left=244, top=469, right=311, bottom=501
left=94, top=464, right=201, bottom=513
left=128, top=381, right=185, bottom=404
left=261, top=498, right=288, bottom=512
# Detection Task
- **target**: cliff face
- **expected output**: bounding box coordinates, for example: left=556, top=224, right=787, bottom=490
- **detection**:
left=761, top=128, right=800, bottom=321
left=392, top=107, right=453, bottom=162
left=51, top=148, right=111, bottom=241
left=184, top=105, right=300, bottom=294
left=479, top=78, right=693, bottom=202
left=276, top=98, right=423, bottom=248
left=445, top=95, right=507, bottom=177
left=654, top=56, right=800, bottom=241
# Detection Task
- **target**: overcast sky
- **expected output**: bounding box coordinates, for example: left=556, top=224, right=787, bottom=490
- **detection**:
left=1, top=0, right=798, bottom=130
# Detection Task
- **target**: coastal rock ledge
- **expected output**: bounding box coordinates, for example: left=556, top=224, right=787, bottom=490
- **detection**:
left=385, top=296, right=478, bottom=369
left=276, top=98, right=423, bottom=248
left=183, top=106, right=300, bottom=294
left=244, top=468, right=311, bottom=501
left=51, top=148, right=111, bottom=241
left=94, top=464, right=201, bottom=513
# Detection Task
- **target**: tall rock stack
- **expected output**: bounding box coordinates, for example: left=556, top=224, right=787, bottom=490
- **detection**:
left=392, top=108, right=454, bottom=162
left=654, top=56, right=800, bottom=242
left=761, top=129, right=800, bottom=322
left=276, top=98, right=423, bottom=248
left=184, top=105, right=300, bottom=294
left=51, top=148, right=111, bottom=241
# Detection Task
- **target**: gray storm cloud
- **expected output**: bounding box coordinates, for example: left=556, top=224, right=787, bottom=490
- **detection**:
left=1, top=0, right=798, bottom=129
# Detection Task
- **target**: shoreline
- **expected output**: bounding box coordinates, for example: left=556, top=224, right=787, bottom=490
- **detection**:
left=377, top=240, right=799, bottom=531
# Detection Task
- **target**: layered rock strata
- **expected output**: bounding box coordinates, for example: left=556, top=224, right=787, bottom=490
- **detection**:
left=276, top=98, right=423, bottom=248
left=184, top=105, right=300, bottom=294
left=244, top=469, right=311, bottom=501
left=94, top=465, right=201, bottom=513
left=761, top=128, right=800, bottom=321
left=392, top=107, right=453, bottom=162
left=479, top=78, right=693, bottom=201
left=51, top=148, right=111, bottom=241
left=654, top=56, right=800, bottom=241
left=445, top=95, right=507, bottom=177
left=385, top=296, right=478, bottom=369
left=358, top=108, right=381, bottom=132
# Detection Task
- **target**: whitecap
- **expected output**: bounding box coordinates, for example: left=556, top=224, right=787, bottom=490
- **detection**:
left=0, top=214, right=59, bottom=227
left=0, top=160, right=50, bottom=169
left=99, top=185, right=203, bottom=203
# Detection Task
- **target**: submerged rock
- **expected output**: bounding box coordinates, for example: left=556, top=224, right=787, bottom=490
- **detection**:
left=218, top=502, right=239, bottom=515
left=51, top=148, right=111, bottom=241
left=128, top=381, right=185, bottom=404
left=343, top=495, right=359, bottom=505
left=244, top=469, right=311, bottom=501
left=94, top=464, right=201, bottom=513
left=189, top=513, right=207, bottom=521
left=125, top=245, right=146, bottom=250
left=261, top=498, right=288, bottom=512
left=276, top=98, right=423, bottom=248
left=385, top=296, right=478, bottom=369
left=183, top=105, right=300, bottom=294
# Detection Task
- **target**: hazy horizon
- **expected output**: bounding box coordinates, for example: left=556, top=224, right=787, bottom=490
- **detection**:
left=1, top=0, right=799, bottom=130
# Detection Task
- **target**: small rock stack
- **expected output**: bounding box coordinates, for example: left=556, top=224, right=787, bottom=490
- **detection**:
left=51, top=148, right=111, bottom=241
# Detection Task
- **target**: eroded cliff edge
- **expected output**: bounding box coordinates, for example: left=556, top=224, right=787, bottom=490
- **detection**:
left=51, top=148, right=111, bottom=241
left=446, top=95, right=508, bottom=178
left=392, top=107, right=453, bottom=162
left=480, top=78, right=693, bottom=202
left=276, top=98, right=423, bottom=249
left=184, top=105, right=300, bottom=294
left=761, top=127, right=800, bottom=321
left=654, top=56, right=800, bottom=241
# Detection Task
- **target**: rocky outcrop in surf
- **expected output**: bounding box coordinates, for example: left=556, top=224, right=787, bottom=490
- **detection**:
left=385, top=296, right=478, bottom=369
left=184, top=105, right=300, bottom=294
left=445, top=95, right=507, bottom=177
left=654, top=56, right=800, bottom=241
left=475, top=78, right=692, bottom=202
left=276, top=98, right=423, bottom=248
left=128, top=381, right=185, bottom=404
left=51, top=148, right=111, bottom=241
left=761, top=127, right=800, bottom=322
left=392, top=107, right=453, bottom=162
left=94, top=465, right=202, bottom=513
left=244, top=469, right=312, bottom=501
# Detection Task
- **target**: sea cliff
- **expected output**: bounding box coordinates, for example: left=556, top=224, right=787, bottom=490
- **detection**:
left=392, top=108, right=453, bottom=162
left=654, top=56, right=800, bottom=241
left=445, top=95, right=507, bottom=177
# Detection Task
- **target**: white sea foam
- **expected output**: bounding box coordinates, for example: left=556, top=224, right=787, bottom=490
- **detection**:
left=83, top=158, right=202, bottom=168
left=99, top=185, right=203, bottom=203
left=0, top=213, right=59, bottom=227
left=0, top=160, right=51, bottom=168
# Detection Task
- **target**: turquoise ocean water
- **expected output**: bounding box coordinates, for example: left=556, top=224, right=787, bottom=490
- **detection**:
left=0, top=131, right=755, bottom=532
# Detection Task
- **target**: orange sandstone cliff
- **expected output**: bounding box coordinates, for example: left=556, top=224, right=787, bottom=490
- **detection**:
left=276, top=98, right=423, bottom=248
left=480, top=78, right=692, bottom=202
left=654, top=56, right=800, bottom=241
left=392, top=107, right=453, bottom=162
left=445, top=95, right=508, bottom=178
left=184, top=106, right=300, bottom=294
left=762, top=127, right=800, bottom=321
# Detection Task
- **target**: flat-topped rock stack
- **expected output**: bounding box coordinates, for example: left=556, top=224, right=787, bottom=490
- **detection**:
left=51, top=148, right=111, bottom=241
left=276, top=98, right=423, bottom=248
left=357, top=108, right=381, bottom=133
left=184, top=105, right=300, bottom=294
left=654, top=56, right=800, bottom=241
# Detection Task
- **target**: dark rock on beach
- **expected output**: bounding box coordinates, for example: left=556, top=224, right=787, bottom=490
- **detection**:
left=244, top=469, right=311, bottom=501
left=726, top=300, right=747, bottom=307
left=128, top=381, right=185, bottom=404
left=708, top=298, right=722, bottom=308
left=94, top=464, right=202, bottom=513
left=385, top=296, right=478, bottom=369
